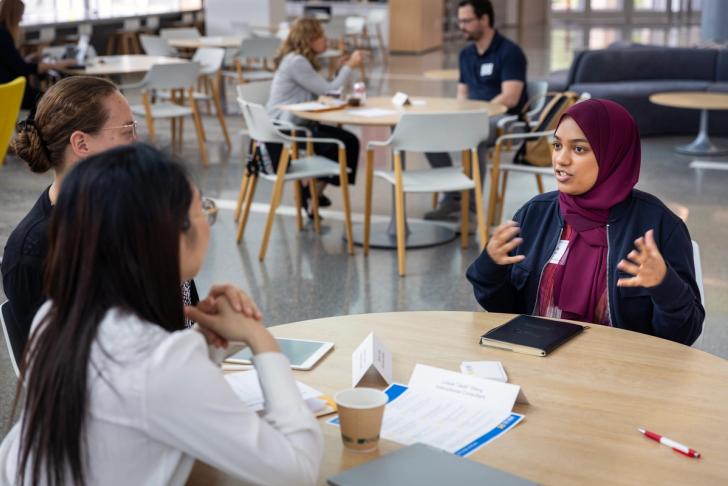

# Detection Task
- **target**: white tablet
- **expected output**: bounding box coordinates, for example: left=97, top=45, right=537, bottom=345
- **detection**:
left=225, top=338, right=334, bottom=370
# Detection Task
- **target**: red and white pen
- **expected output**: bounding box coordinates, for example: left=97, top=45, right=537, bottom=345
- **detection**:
left=638, top=428, right=701, bottom=459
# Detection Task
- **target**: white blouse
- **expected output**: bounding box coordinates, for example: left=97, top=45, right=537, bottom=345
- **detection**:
left=0, top=303, right=323, bottom=485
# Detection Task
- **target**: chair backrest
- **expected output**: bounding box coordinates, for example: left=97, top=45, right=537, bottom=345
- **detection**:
left=276, top=21, right=290, bottom=40
left=160, top=27, right=200, bottom=40
left=367, top=9, right=387, bottom=25
left=0, top=77, right=26, bottom=165
left=192, top=47, right=225, bottom=75
left=238, top=37, right=281, bottom=59
left=139, top=35, right=176, bottom=57
left=78, top=23, right=93, bottom=36
left=387, top=111, right=491, bottom=153
left=692, top=240, right=705, bottom=306
left=237, top=100, right=288, bottom=145
left=236, top=81, right=273, bottom=106
left=39, top=27, right=55, bottom=42
left=142, top=62, right=201, bottom=90
left=231, top=21, right=255, bottom=40
left=123, top=18, right=141, bottom=31
left=526, top=80, right=549, bottom=116
left=146, top=16, right=160, bottom=30
left=324, top=17, right=347, bottom=39
left=345, top=16, right=366, bottom=35
left=0, top=301, right=21, bottom=377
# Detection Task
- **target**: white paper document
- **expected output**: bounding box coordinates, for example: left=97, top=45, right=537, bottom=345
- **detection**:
left=283, top=101, right=344, bottom=112
left=352, top=332, right=392, bottom=386
left=346, top=108, right=398, bottom=118
left=378, top=364, right=522, bottom=454
left=224, top=370, right=323, bottom=412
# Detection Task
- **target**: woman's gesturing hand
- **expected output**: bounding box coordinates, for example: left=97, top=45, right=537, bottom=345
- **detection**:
left=617, top=229, right=667, bottom=288
left=486, top=221, right=526, bottom=266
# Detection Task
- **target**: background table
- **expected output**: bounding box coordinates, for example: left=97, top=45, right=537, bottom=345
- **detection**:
left=62, top=55, right=188, bottom=76
left=188, top=311, right=728, bottom=486
left=168, top=36, right=243, bottom=50
left=422, top=68, right=460, bottom=81
left=284, top=97, right=506, bottom=249
left=650, top=92, right=728, bottom=156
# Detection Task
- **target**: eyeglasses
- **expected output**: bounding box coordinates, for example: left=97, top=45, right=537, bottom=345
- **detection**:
left=99, top=120, right=139, bottom=141
left=457, top=17, right=478, bottom=25
left=201, top=197, right=218, bottom=226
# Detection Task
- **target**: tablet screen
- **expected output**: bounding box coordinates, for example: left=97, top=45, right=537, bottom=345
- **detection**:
left=228, top=338, right=329, bottom=367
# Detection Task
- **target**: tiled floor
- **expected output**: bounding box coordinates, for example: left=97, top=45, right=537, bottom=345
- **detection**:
left=2, top=23, right=727, bottom=431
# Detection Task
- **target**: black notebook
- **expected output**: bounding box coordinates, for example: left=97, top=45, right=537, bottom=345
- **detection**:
left=479, top=315, right=587, bottom=357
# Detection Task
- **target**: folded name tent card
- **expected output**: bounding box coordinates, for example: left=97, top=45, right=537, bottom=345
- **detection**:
left=391, top=91, right=411, bottom=107
left=352, top=332, right=392, bottom=387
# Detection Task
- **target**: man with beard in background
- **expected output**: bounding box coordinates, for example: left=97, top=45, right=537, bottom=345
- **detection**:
left=424, top=0, right=528, bottom=223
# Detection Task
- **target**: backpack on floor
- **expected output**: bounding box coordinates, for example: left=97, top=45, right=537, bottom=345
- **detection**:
left=513, top=91, right=581, bottom=167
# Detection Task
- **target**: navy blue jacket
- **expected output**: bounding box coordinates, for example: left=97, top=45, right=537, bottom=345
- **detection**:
left=466, top=190, right=704, bottom=345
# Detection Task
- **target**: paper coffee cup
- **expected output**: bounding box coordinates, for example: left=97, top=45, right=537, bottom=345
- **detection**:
left=334, top=388, right=388, bottom=453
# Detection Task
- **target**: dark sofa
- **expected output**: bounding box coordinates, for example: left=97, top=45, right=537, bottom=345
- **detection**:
left=546, top=46, right=728, bottom=136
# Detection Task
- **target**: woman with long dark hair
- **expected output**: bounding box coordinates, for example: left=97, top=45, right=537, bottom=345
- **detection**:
left=0, top=144, right=322, bottom=485
left=467, top=99, right=704, bottom=345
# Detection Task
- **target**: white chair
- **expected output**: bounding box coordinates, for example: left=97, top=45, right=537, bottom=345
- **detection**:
left=223, top=37, right=280, bottom=84
left=364, top=111, right=492, bottom=276
left=366, top=9, right=388, bottom=62
left=1, top=301, right=20, bottom=377
left=157, top=48, right=230, bottom=149
left=139, top=35, right=178, bottom=57
left=126, top=62, right=210, bottom=166
left=276, top=21, right=290, bottom=40
left=496, top=80, right=550, bottom=133
left=235, top=100, right=354, bottom=260
left=160, top=27, right=201, bottom=40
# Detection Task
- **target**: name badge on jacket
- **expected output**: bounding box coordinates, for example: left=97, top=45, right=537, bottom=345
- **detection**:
left=480, top=63, right=494, bottom=77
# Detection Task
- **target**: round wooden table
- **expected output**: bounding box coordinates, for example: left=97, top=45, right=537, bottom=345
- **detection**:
left=61, top=55, right=189, bottom=76
left=282, top=96, right=507, bottom=249
left=422, top=68, right=460, bottom=81
left=167, top=36, right=243, bottom=50
left=650, top=91, right=728, bottom=156
left=188, top=311, right=728, bottom=486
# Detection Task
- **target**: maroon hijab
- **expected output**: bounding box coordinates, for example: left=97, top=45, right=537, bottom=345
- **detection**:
left=552, top=99, right=641, bottom=323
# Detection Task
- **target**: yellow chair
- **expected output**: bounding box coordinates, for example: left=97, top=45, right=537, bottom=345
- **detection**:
left=0, top=77, right=26, bottom=166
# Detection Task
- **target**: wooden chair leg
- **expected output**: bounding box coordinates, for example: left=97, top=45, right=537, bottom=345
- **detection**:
left=171, top=117, right=177, bottom=151
left=497, top=171, right=509, bottom=226
left=338, top=148, right=354, bottom=255
left=209, top=75, right=231, bottom=149
left=393, top=151, right=406, bottom=277
left=431, top=192, right=438, bottom=209
left=189, top=89, right=209, bottom=167
left=309, top=179, right=321, bottom=234
left=535, top=174, right=545, bottom=194
left=235, top=173, right=250, bottom=222
left=178, top=117, right=184, bottom=151
left=142, top=91, right=155, bottom=143
left=363, top=149, right=374, bottom=255
left=236, top=173, right=258, bottom=243
left=471, top=148, right=487, bottom=249
left=259, top=150, right=290, bottom=260
left=293, top=181, right=304, bottom=231
left=486, top=142, right=503, bottom=238
left=235, top=140, right=256, bottom=221
left=460, top=150, right=471, bottom=249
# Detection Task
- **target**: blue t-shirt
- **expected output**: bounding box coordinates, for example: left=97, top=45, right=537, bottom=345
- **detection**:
left=458, top=31, right=528, bottom=115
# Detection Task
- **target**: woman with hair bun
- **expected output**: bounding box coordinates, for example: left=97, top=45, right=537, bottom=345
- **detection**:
left=2, top=76, right=231, bottom=365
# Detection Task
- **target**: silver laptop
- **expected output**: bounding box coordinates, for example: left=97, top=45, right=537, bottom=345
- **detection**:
left=327, top=443, right=538, bottom=486
left=74, top=34, right=90, bottom=67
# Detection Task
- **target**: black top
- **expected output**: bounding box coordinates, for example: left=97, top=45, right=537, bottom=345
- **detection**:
left=0, top=25, right=39, bottom=85
left=2, top=187, right=200, bottom=359
left=458, top=31, right=528, bottom=115
left=1, top=186, right=52, bottom=353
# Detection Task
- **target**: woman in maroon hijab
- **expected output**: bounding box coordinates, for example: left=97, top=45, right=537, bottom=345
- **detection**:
left=467, top=99, right=704, bottom=345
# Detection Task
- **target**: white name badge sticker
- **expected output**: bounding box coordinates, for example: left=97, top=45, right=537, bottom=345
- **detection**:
left=548, top=240, right=569, bottom=265
left=480, top=63, right=494, bottom=77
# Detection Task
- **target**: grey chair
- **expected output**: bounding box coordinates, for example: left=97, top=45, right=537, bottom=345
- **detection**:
left=223, top=37, right=280, bottom=84
left=1, top=301, right=21, bottom=377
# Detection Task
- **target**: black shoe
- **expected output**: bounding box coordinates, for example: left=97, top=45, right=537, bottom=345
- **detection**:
left=318, top=193, right=332, bottom=207
left=300, top=185, right=323, bottom=220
